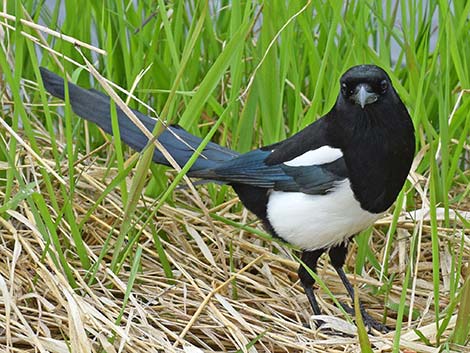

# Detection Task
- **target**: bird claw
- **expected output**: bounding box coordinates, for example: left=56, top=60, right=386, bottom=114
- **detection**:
left=362, top=314, right=390, bottom=333
left=338, top=301, right=390, bottom=333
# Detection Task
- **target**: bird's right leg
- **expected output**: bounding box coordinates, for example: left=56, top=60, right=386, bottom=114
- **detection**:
left=298, top=249, right=326, bottom=323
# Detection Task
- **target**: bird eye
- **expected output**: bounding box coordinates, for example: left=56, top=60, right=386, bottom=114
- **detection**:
left=380, top=80, right=388, bottom=92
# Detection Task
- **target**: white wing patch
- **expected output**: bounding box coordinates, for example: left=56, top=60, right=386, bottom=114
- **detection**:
left=283, top=146, right=343, bottom=167
left=266, top=180, right=384, bottom=250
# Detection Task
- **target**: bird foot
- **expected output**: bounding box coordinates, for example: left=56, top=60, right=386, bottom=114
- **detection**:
left=339, top=301, right=390, bottom=333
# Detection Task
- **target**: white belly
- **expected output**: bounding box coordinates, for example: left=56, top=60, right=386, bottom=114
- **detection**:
left=266, top=179, right=383, bottom=250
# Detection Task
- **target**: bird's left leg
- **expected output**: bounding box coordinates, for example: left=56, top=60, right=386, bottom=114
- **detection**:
left=328, top=243, right=389, bottom=332
left=298, top=249, right=326, bottom=327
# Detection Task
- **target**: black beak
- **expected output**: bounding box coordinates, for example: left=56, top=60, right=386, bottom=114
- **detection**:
left=354, top=84, right=378, bottom=108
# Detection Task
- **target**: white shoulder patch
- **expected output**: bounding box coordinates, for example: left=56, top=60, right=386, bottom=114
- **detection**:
left=284, top=146, right=342, bottom=167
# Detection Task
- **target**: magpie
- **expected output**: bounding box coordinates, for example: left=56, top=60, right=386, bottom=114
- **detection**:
left=39, top=65, right=415, bottom=332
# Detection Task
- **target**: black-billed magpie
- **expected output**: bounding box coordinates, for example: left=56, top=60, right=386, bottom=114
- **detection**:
left=39, top=65, right=415, bottom=332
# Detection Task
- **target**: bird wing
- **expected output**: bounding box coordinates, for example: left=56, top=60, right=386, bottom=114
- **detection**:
left=190, top=147, right=348, bottom=195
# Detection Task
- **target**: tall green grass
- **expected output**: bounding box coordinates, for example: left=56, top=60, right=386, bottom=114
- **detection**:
left=1, top=0, right=470, bottom=350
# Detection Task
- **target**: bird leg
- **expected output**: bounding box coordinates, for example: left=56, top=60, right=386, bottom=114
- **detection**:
left=298, top=249, right=326, bottom=326
left=299, top=246, right=390, bottom=333
left=329, top=244, right=390, bottom=333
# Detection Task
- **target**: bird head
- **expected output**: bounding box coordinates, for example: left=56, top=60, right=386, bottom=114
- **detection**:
left=339, top=65, right=392, bottom=109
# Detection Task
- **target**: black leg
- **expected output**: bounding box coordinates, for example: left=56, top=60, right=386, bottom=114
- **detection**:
left=298, top=249, right=326, bottom=319
left=329, top=244, right=389, bottom=332
left=328, top=243, right=353, bottom=301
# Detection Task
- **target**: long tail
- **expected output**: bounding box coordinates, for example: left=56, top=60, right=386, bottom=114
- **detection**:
left=39, top=67, right=239, bottom=172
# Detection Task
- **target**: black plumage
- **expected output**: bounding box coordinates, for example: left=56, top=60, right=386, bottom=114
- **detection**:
left=39, top=65, right=415, bottom=332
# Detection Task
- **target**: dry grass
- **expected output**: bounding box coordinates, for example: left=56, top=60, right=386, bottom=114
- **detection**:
left=0, top=130, right=469, bottom=352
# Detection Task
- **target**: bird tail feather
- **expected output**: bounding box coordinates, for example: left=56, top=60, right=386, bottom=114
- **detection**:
left=39, top=67, right=239, bottom=172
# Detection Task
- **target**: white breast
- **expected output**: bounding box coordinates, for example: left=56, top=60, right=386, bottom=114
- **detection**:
left=266, top=179, right=384, bottom=250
